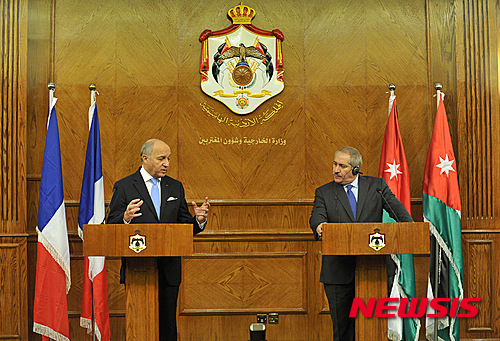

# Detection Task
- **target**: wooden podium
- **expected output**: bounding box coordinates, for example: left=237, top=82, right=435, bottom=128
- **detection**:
left=83, top=224, right=193, bottom=341
left=322, top=222, right=430, bottom=340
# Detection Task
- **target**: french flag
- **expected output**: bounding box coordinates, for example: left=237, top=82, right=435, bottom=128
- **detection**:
left=78, top=101, right=111, bottom=340
left=33, top=97, right=71, bottom=340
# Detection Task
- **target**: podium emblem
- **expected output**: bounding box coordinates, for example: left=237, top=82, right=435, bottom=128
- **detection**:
left=129, top=231, right=146, bottom=253
left=368, top=229, right=386, bottom=251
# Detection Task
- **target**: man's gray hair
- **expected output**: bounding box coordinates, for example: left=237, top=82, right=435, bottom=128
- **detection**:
left=335, top=146, right=362, bottom=168
left=140, top=139, right=161, bottom=160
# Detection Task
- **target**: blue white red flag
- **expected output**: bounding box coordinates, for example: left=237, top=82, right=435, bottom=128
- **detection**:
left=78, top=101, right=110, bottom=341
left=33, top=97, right=71, bottom=341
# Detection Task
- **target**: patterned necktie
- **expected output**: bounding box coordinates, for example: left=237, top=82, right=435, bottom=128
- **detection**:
left=150, top=178, right=161, bottom=219
left=346, top=184, right=357, bottom=221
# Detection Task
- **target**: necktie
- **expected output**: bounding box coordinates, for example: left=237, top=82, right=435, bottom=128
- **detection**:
left=151, top=178, right=161, bottom=219
left=346, top=184, right=357, bottom=221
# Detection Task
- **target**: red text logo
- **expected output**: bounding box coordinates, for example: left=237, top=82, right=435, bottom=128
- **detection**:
left=349, top=298, right=481, bottom=318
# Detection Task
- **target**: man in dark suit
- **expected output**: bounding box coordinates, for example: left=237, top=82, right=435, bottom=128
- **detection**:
left=107, top=138, right=210, bottom=341
left=310, top=146, right=413, bottom=341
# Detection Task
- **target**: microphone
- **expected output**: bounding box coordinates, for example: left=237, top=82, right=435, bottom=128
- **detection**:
left=376, top=188, right=400, bottom=222
left=102, top=187, right=116, bottom=224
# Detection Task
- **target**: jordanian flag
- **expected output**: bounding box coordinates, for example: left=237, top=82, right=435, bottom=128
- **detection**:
left=423, top=93, right=463, bottom=341
left=378, top=94, right=419, bottom=341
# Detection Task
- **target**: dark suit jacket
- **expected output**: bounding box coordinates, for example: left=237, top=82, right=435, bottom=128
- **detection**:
left=309, top=175, right=413, bottom=285
left=107, top=168, right=204, bottom=286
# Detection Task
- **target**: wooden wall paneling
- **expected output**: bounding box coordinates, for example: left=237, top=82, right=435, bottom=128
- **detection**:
left=0, top=237, right=27, bottom=340
left=181, top=253, right=307, bottom=314
left=305, top=0, right=429, bottom=196
left=26, top=0, right=53, bottom=178
left=463, top=0, right=493, bottom=220
left=497, top=0, right=500, bottom=222
left=236, top=96, right=305, bottom=200
left=178, top=235, right=323, bottom=341
left=456, top=0, right=500, bottom=224
left=304, top=0, right=369, bottom=190
left=426, top=0, right=458, bottom=140
left=0, top=0, right=28, bottom=338
left=464, top=239, right=493, bottom=333
left=462, top=232, right=500, bottom=339
left=113, top=0, right=181, bottom=184
left=202, top=201, right=312, bottom=231
left=1, top=0, right=27, bottom=233
left=305, top=86, right=368, bottom=191
left=51, top=0, right=183, bottom=202
left=26, top=237, right=36, bottom=341
left=455, top=0, right=500, bottom=337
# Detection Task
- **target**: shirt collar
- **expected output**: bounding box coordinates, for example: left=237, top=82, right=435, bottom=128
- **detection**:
left=140, top=166, right=160, bottom=184
left=344, top=175, right=359, bottom=189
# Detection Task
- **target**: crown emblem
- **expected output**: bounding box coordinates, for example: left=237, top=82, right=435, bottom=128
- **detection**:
left=228, top=2, right=256, bottom=25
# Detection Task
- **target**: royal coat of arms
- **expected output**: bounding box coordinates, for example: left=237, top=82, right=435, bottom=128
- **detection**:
left=129, top=231, right=146, bottom=253
left=368, top=229, right=386, bottom=251
left=199, top=3, right=285, bottom=115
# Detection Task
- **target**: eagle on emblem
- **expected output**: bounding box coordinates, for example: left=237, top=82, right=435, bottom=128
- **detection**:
left=212, top=42, right=274, bottom=85
left=221, top=43, right=265, bottom=64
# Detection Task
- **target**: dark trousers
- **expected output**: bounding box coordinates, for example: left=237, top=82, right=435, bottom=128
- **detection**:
left=159, top=280, right=180, bottom=341
left=324, top=282, right=355, bottom=341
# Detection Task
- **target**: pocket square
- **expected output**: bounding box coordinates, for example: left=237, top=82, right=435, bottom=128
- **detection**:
left=166, top=196, right=178, bottom=202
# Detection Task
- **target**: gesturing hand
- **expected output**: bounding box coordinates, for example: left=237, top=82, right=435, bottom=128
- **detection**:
left=124, top=198, right=143, bottom=223
left=192, top=197, right=210, bottom=223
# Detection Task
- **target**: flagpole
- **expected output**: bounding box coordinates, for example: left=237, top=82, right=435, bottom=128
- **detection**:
left=89, top=83, right=97, bottom=341
left=48, top=82, right=55, bottom=110
left=435, top=83, right=442, bottom=110
left=432, top=82, right=442, bottom=341
left=388, top=84, right=396, bottom=118
left=90, top=83, right=97, bottom=105
left=389, top=83, right=395, bottom=97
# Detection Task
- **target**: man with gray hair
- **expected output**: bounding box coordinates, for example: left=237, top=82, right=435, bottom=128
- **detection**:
left=310, top=146, right=413, bottom=341
left=108, top=138, right=210, bottom=341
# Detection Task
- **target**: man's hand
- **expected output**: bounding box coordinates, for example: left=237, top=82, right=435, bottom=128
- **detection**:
left=192, top=197, right=210, bottom=223
left=316, top=222, right=325, bottom=238
left=124, top=198, right=143, bottom=223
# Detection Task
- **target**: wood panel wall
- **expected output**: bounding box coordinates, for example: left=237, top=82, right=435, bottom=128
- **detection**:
left=0, top=0, right=28, bottom=339
left=0, top=0, right=495, bottom=340
left=455, top=0, right=500, bottom=339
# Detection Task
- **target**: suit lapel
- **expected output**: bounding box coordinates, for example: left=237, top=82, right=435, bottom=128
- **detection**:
left=132, top=170, right=158, bottom=221
left=160, top=176, right=171, bottom=221
left=356, top=176, right=368, bottom=220
left=333, top=182, right=355, bottom=222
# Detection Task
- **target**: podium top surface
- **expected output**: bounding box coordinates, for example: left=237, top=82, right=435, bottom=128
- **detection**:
left=322, top=222, right=430, bottom=256
left=83, top=223, right=193, bottom=257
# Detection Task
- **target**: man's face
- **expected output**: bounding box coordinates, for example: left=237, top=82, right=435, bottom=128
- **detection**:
left=332, top=151, right=357, bottom=184
left=143, top=141, right=171, bottom=178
